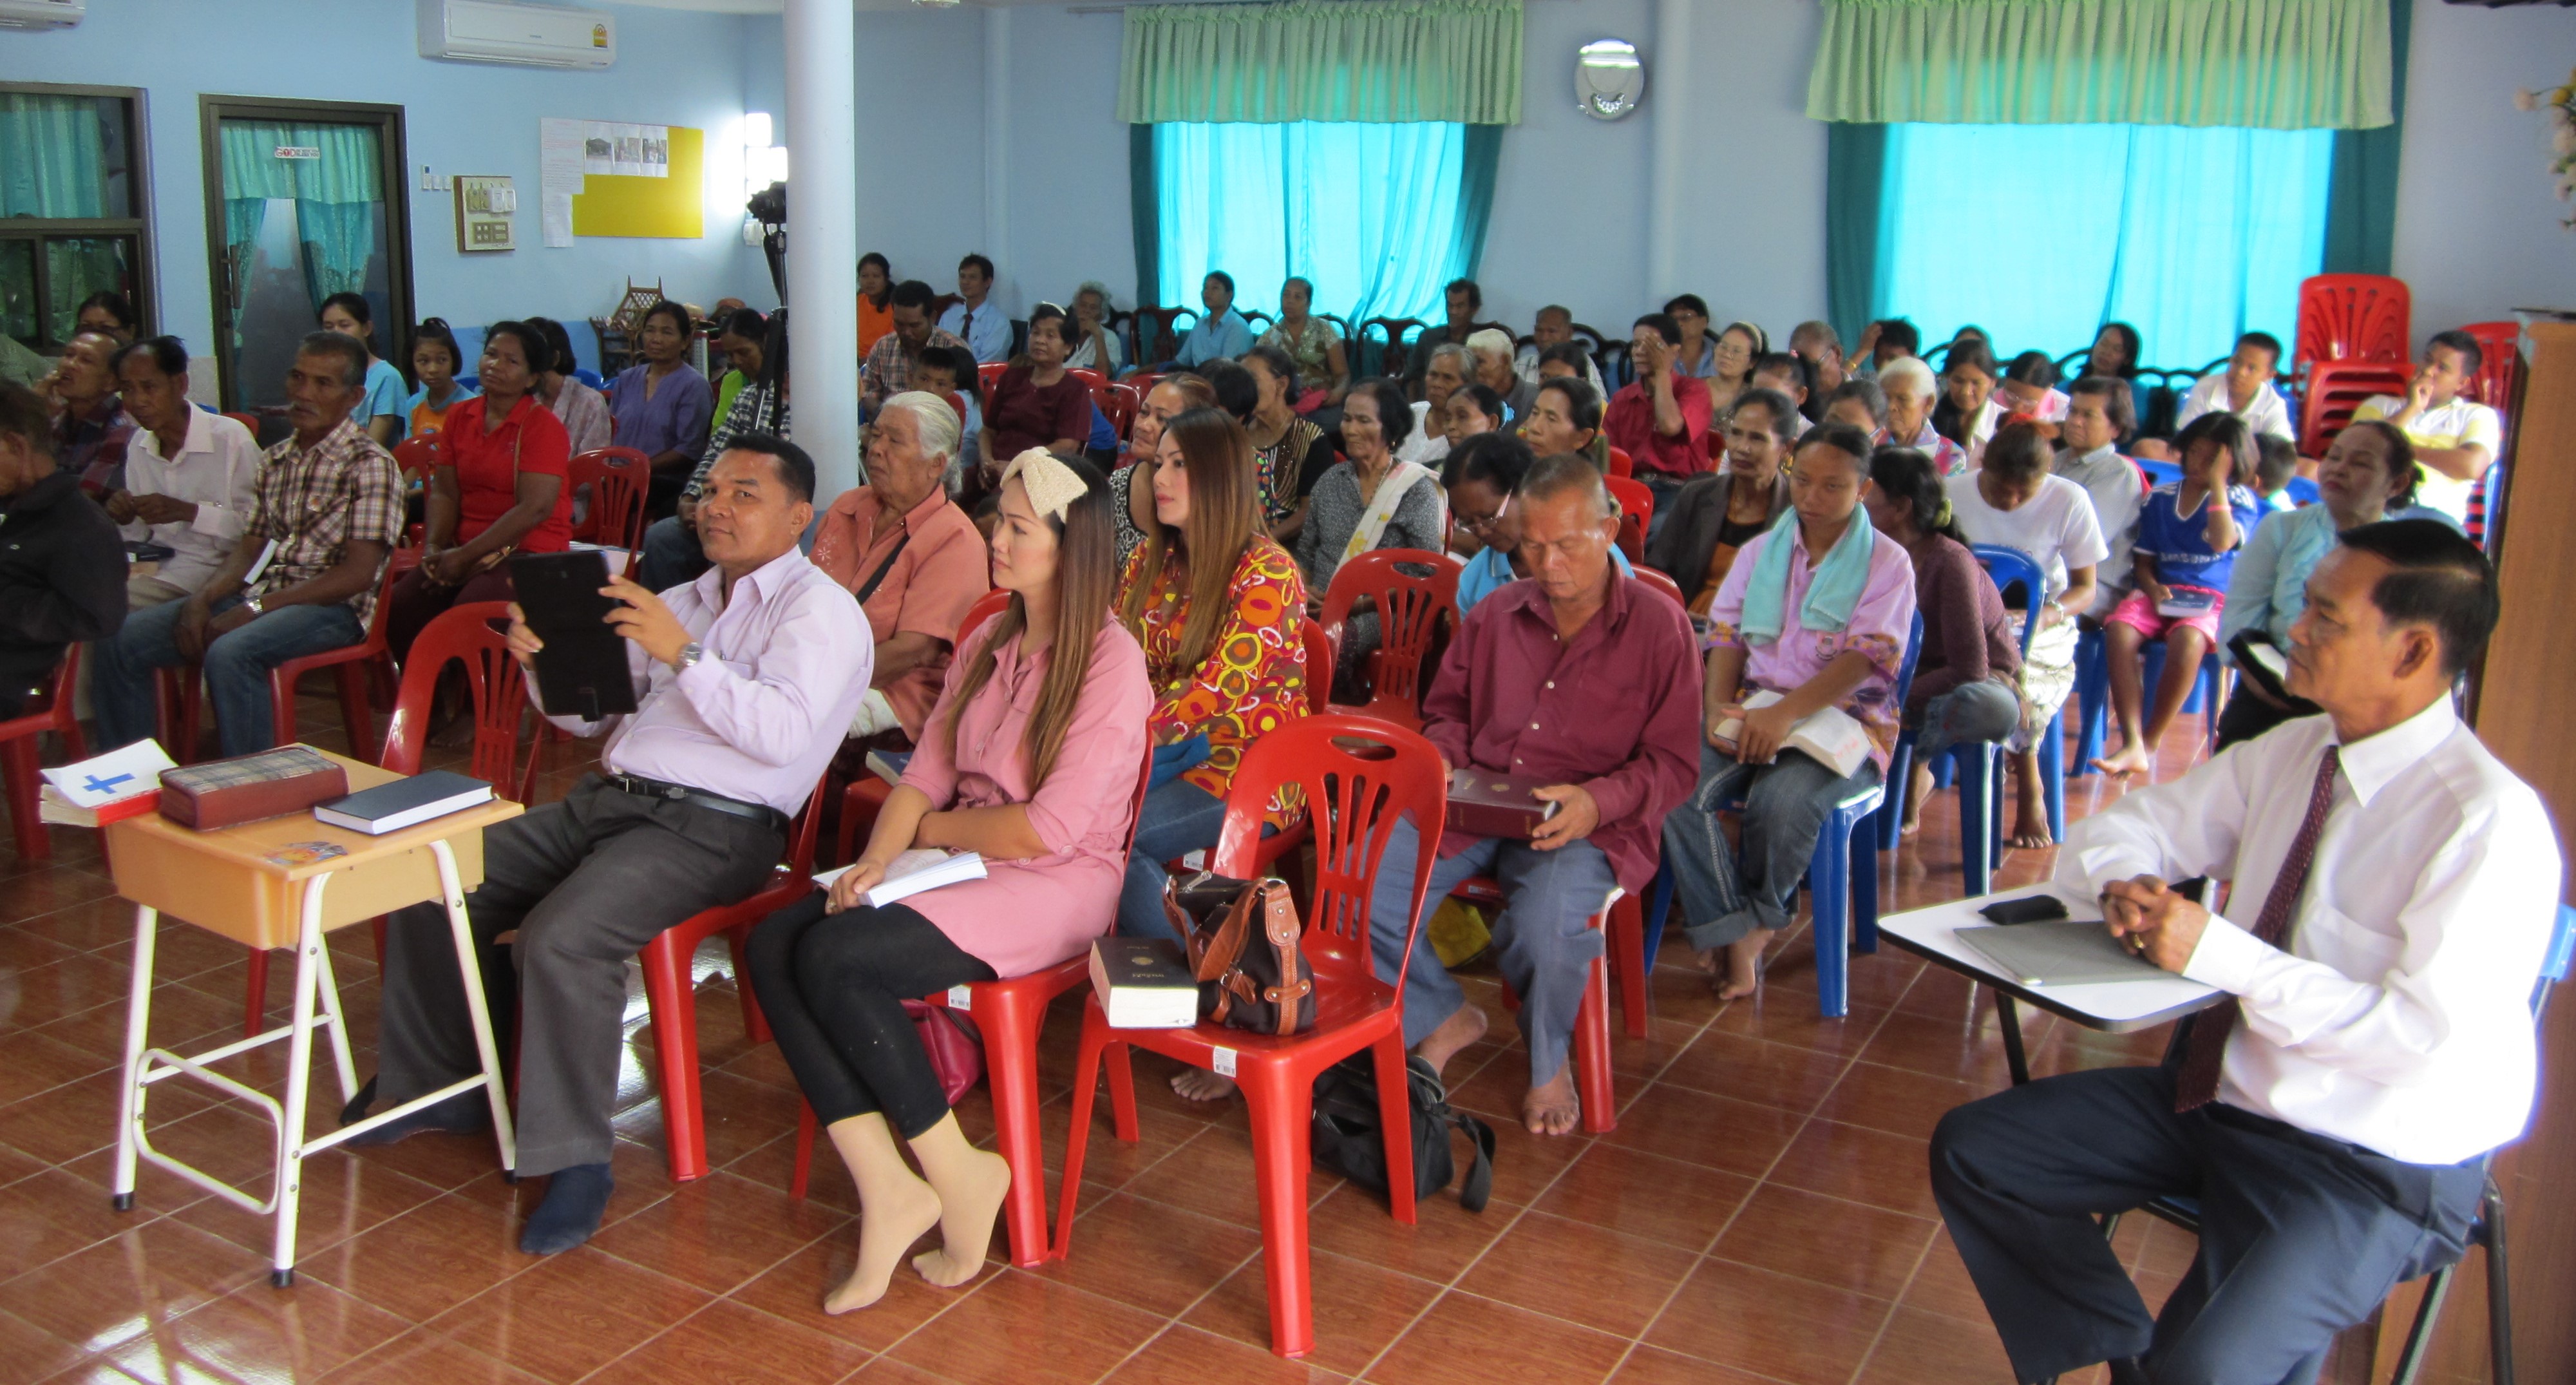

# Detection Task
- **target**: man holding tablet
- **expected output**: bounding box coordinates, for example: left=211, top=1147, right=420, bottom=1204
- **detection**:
left=1929, top=520, right=2559, bottom=1384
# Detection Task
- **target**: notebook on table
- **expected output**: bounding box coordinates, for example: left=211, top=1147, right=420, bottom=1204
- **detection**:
left=1955, top=920, right=2172, bottom=988
left=314, top=771, right=495, bottom=835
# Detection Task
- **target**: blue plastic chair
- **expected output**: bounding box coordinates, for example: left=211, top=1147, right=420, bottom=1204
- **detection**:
left=1642, top=613, right=1923, bottom=1018
left=2076, top=630, right=2225, bottom=771
left=2138, top=458, right=2183, bottom=488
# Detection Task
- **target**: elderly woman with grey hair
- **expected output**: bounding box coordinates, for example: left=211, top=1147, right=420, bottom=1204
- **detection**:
left=1399, top=341, right=1470, bottom=468
left=1465, top=326, right=1535, bottom=426
left=1873, top=355, right=1967, bottom=477
left=1065, top=282, right=1124, bottom=376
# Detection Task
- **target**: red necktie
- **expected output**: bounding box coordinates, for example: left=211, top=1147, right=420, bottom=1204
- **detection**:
left=2174, top=745, right=2342, bottom=1113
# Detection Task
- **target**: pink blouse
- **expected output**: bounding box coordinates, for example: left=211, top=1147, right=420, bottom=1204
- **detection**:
left=897, top=616, right=1153, bottom=976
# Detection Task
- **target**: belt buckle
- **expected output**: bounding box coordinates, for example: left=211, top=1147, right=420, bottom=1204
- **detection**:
left=665, top=785, right=687, bottom=801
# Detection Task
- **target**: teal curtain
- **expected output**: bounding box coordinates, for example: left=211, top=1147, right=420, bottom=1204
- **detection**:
left=1120, top=1, right=1522, bottom=126
left=1807, top=0, right=2394, bottom=131
left=0, top=93, right=110, bottom=218
left=1153, top=120, right=1480, bottom=326
left=1876, top=122, right=2333, bottom=368
left=1826, top=122, right=1889, bottom=349
left=218, top=122, right=384, bottom=307
left=1129, top=123, right=1161, bottom=312
left=1454, top=123, right=1503, bottom=280
left=2323, top=0, right=2410, bottom=274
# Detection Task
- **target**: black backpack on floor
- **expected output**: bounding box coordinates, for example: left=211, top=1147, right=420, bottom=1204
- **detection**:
left=1311, top=1052, right=1495, bottom=1212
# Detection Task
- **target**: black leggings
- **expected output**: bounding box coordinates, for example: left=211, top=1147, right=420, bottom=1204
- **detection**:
left=746, top=893, right=995, bottom=1139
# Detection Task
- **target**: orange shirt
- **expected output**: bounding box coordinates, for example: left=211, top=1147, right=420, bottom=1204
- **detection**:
left=857, top=292, right=895, bottom=358
left=809, top=484, right=990, bottom=740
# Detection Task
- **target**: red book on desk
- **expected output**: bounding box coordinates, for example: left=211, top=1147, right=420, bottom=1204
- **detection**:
left=1445, top=768, right=1562, bottom=840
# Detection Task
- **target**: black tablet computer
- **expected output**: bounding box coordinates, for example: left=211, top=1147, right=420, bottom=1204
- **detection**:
left=509, top=549, right=641, bottom=720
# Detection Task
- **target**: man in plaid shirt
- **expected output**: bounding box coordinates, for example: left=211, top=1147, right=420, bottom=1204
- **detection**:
left=860, top=279, right=967, bottom=416
left=93, top=332, right=404, bottom=758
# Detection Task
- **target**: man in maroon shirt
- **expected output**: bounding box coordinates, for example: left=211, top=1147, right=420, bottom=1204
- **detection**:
left=1604, top=314, right=1715, bottom=551
left=1366, top=454, right=1701, bottom=1134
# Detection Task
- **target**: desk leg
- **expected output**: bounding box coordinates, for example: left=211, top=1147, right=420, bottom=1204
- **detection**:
left=431, top=840, right=517, bottom=1177
left=1993, top=990, right=2031, bottom=1087
left=111, top=904, right=158, bottom=1212
left=310, top=930, right=359, bottom=1105
left=270, top=872, right=332, bottom=1288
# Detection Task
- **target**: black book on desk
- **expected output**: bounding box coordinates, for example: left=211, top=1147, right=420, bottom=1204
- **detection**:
left=511, top=549, right=640, bottom=720
left=314, top=771, right=493, bottom=835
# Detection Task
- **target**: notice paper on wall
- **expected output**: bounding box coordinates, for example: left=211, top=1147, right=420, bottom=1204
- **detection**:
left=538, top=119, right=586, bottom=247
left=538, top=117, right=674, bottom=247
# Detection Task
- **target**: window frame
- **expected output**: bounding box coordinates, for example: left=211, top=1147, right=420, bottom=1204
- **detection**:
left=0, top=81, right=157, bottom=352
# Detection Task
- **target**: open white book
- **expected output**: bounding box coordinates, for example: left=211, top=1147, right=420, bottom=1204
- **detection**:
left=1711, top=690, right=1873, bottom=779
left=815, top=848, right=987, bottom=909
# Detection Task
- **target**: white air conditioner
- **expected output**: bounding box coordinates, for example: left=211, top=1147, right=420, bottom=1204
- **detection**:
left=417, top=0, right=614, bottom=70
left=0, top=0, right=84, bottom=31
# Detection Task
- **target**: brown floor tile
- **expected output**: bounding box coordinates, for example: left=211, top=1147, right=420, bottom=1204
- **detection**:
left=1898, top=1228, right=1993, bottom=1326
left=1597, top=1085, right=1804, bottom=1178
left=1101, top=1324, right=1352, bottom=1384
left=316, top=1326, right=548, bottom=1383
left=1852, top=1305, right=2018, bottom=1384
left=1528, top=1143, right=1755, bottom=1253
left=1, top=1214, right=269, bottom=1352
left=1359, top=1290, right=1630, bottom=1384
left=1301, top=1179, right=1512, bottom=1285
left=1604, top=1344, right=1800, bottom=1384
left=1034, top=1190, right=1262, bottom=1316
left=117, top=1275, right=411, bottom=1381
left=0, top=1306, right=98, bottom=1384
left=0, top=1138, right=52, bottom=1189
left=1, top=952, right=130, bottom=1035
left=419, top=1246, right=712, bottom=1382
left=1763, top=1118, right=1941, bottom=1219
left=1454, top=1210, right=1700, bottom=1339
left=173, top=1151, right=448, bottom=1261
left=1643, top=1258, right=1893, bottom=1385
left=584, top=1297, right=874, bottom=1384
left=1183, top=1246, right=1443, bottom=1377
left=887, top=1268, right=1165, bottom=1385
left=0, top=1167, right=176, bottom=1285
left=300, top=1190, right=539, bottom=1324
left=1812, top=1058, right=1990, bottom=1143
left=1652, top=1028, right=1854, bottom=1114
left=728, top=1233, right=976, bottom=1353
left=588, top=1168, right=843, bottom=1294
left=1122, top=1126, right=1338, bottom=1231
left=1707, top=1185, right=1935, bottom=1301
left=0, top=866, right=117, bottom=928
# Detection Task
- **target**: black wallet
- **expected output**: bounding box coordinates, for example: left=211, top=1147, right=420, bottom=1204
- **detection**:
left=510, top=549, right=641, bottom=720
left=1978, top=894, right=2070, bottom=926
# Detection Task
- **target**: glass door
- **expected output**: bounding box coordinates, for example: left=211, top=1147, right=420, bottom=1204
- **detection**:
left=200, top=97, right=412, bottom=410
left=0, top=84, right=155, bottom=358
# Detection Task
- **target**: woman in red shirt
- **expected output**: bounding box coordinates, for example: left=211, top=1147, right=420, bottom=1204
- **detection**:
left=386, top=319, right=574, bottom=661
left=975, top=304, right=1093, bottom=497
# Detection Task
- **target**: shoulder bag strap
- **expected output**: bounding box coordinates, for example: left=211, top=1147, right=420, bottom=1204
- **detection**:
left=851, top=530, right=913, bottom=604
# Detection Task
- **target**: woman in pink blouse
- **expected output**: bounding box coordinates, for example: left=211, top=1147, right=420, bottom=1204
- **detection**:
left=747, top=450, right=1149, bottom=1316
left=1660, top=422, right=1918, bottom=999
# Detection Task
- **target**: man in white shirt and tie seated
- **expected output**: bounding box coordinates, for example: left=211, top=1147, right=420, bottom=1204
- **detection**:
left=346, top=435, right=869, bottom=1256
left=935, top=253, right=1012, bottom=365
left=1929, top=519, right=2557, bottom=1385
left=102, top=337, right=262, bottom=608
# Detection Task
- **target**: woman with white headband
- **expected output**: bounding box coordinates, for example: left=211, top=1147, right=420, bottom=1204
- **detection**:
left=748, top=448, right=1149, bottom=1316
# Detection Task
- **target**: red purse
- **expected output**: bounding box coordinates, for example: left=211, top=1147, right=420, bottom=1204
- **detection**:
left=903, top=998, right=985, bottom=1105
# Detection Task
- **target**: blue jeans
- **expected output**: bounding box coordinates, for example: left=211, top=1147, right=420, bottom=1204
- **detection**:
left=637, top=515, right=708, bottom=594
left=1116, top=778, right=1231, bottom=939
left=1662, top=744, right=1879, bottom=952
left=92, top=596, right=363, bottom=758
left=1365, top=819, right=1616, bottom=1086
left=1914, top=679, right=2023, bottom=766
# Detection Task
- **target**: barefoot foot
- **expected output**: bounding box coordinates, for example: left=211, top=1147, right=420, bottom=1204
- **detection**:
left=2008, top=807, right=2055, bottom=850
left=1412, top=1002, right=1490, bottom=1079
left=913, top=1145, right=1010, bottom=1289
left=2088, top=744, right=2153, bottom=779
left=826, top=1171, right=941, bottom=1313
left=1715, top=928, right=1772, bottom=1002
left=1169, top=1068, right=1238, bottom=1102
left=1522, top=1065, right=1580, bottom=1136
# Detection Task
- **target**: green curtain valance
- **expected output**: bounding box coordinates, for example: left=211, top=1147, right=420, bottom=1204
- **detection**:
left=1119, top=0, right=1522, bottom=126
left=1806, top=0, right=2393, bottom=130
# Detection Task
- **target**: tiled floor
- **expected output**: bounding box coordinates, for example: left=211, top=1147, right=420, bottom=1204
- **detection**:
left=0, top=694, right=2288, bottom=1384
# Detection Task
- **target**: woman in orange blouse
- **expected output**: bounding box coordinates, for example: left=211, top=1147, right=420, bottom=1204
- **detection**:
left=1113, top=406, right=1309, bottom=952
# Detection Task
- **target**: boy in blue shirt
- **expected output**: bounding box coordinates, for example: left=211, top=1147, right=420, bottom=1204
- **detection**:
left=2090, top=412, right=2260, bottom=777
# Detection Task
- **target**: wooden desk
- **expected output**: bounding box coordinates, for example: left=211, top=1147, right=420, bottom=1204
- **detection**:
left=1877, top=883, right=2223, bottom=1084
left=102, top=747, right=523, bottom=1286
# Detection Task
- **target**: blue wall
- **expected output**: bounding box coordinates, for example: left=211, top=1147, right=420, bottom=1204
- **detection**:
left=0, top=0, right=774, bottom=396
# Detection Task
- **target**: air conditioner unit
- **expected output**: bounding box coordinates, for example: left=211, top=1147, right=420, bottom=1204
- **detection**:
left=0, top=0, right=84, bottom=31
left=417, top=0, right=614, bottom=70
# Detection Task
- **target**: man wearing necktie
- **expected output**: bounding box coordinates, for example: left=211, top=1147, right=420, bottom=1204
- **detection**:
left=1929, top=519, right=2559, bottom=1385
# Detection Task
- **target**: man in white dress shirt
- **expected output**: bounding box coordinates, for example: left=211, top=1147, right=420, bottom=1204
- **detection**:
left=934, top=253, right=1012, bottom=365
left=104, top=338, right=262, bottom=607
left=1930, top=519, right=2557, bottom=1385
left=350, top=435, right=869, bottom=1256
left=2172, top=330, right=2297, bottom=443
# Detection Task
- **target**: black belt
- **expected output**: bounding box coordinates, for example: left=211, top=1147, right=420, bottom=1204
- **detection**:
left=600, top=772, right=789, bottom=834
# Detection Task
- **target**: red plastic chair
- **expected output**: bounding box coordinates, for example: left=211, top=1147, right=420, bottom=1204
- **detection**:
left=569, top=446, right=650, bottom=575
left=1096, top=382, right=1141, bottom=441
left=0, top=648, right=87, bottom=861
left=1054, top=716, right=1447, bottom=1359
left=2458, top=321, right=2521, bottom=412
left=222, top=412, right=263, bottom=443
left=166, top=548, right=419, bottom=770
left=1632, top=564, right=1685, bottom=611
left=977, top=361, right=1006, bottom=397
left=393, top=434, right=442, bottom=546
left=1605, top=446, right=1634, bottom=479
left=1606, top=474, right=1654, bottom=562
left=1444, top=871, right=1627, bottom=1125
left=1319, top=549, right=1461, bottom=730
left=1298, top=616, right=1334, bottom=714
left=830, top=588, right=1013, bottom=866
left=2295, top=274, right=2410, bottom=372
left=1065, top=367, right=1106, bottom=391
left=639, top=776, right=828, bottom=1181
left=2298, top=361, right=2412, bottom=460
left=790, top=741, right=1156, bottom=1268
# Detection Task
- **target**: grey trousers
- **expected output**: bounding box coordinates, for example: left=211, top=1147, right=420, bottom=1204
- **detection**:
left=1663, top=744, right=1879, bottom=952
left=1365, top=818, right=1618, bottom=1087
left=374, top=776, right=782, bottom=1176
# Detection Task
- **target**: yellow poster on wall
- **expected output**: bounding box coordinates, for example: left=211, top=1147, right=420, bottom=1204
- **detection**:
left=570, top=126, right=703, bottom=239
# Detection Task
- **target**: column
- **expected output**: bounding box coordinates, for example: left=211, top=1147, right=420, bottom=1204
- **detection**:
left=1645, top=0, right=1693, bottom=305
left=786, top=0, right=860, bottom=497
left=983, top=6, right=1013, bottom=311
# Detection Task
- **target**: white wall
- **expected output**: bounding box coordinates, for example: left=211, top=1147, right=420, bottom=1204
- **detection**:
left=0, top=0, right=774, bottom=385
left=2392, top=0, right=2576, bottom=347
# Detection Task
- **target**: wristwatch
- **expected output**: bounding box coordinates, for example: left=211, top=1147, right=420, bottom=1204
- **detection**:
left=672, top=641, right=705, bottom=671
left=242, top=595, right=264, bottom=616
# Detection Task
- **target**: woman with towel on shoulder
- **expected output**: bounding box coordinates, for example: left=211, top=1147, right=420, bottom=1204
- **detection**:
left=1660, top=422, right=1918, bottom=1000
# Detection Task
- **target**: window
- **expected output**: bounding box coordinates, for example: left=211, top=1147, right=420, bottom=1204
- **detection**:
left=1876, top=122, right=2334, bottom=371
left=1155, top=120, right=1482, bottom=325
left=0, top=85, right=152, bottom=353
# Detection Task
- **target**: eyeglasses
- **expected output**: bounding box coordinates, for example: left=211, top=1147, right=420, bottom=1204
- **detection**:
left=1455, top=495, right=1510, bottom=537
